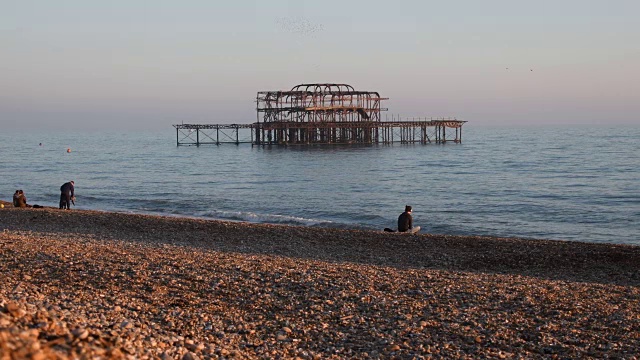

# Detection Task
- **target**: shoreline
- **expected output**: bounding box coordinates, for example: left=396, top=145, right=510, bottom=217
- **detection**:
left=0, top=200, right=640, bottom=246
left=1, top=206, right=639, bottom=358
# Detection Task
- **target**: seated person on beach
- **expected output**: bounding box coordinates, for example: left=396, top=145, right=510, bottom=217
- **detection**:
left=397, top=205, right=420, bottom=234
left=12, top=190, right=30, bottom=208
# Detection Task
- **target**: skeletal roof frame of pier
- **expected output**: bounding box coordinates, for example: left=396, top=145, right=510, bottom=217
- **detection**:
left=174, top=83, right=466, bottom=146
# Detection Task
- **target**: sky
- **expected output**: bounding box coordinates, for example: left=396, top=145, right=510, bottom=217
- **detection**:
left=1, top=0, right=639, bottom=131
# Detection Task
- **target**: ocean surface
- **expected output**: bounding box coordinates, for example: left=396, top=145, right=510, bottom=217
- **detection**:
left=1, top=125, right=638, bottom=245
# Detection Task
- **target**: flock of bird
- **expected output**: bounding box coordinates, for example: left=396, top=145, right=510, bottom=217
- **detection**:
left=275, top=16, right=324, bottom=37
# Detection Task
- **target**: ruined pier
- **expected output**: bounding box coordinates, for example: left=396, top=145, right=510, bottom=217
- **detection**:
left=174, top=83, right=466, bottom=146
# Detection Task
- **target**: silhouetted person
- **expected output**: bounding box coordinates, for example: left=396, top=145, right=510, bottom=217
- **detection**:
left=59, top=181, right=75, bottom=209
left=397, top=205, right=420, bottom=234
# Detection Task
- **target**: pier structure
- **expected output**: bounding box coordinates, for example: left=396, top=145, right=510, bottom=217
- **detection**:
left=255, top=83, right=385, bottom=145
left=173, top=83, right=466, bottom=146
left=174, top=124, right=255, bottom=146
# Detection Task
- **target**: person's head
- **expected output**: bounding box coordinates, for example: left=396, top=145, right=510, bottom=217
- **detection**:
left=70, top=181, right=74, bottom=185
left=19, top=190, right=23, bottom=194
left=405, top=205, right=412, bottom=213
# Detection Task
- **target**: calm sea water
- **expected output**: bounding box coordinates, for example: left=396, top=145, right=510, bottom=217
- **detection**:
left=1, top=126, right=638, bottom=245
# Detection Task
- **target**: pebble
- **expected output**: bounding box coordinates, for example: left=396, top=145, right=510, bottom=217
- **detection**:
left=120, top=320, right=134, bottom=329
left=71, top=327, right=89, bottom=340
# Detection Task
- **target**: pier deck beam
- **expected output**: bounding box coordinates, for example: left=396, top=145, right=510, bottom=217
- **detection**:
left=173, top=120, right=466, bottom=146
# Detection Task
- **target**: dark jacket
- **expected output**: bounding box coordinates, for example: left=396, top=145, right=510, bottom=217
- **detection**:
left=398, top=211, right=413, bottom=232
left=60, top=182, right=74, bottom=197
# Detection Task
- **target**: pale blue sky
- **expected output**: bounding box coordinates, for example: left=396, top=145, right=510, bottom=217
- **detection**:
left=1, top=0, right=639, bottom=131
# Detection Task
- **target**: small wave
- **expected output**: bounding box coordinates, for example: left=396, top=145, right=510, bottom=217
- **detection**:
left=162, top=208, right=338, bottom=227
left=196, top=209, right=337, bottom=227
left=111, top=207, right=377, bottom=231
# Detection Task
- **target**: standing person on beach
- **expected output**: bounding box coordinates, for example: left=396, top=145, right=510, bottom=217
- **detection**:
left=398, top=205, right=420, bottom=234
left=59, top=181, right=75, bottom=209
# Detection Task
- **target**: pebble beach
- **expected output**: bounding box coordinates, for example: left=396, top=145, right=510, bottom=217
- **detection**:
left=1, top=204, right=639, bottom=359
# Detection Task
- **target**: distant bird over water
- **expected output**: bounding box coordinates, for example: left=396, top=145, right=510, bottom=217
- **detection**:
left=504, top=67, right=535, bottom=72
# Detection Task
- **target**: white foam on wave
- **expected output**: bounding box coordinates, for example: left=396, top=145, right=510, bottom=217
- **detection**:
left=196, top=209, right=337, bottom=227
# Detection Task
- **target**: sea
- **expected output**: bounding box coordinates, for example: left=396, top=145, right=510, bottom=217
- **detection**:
left=1, top=125, right=638, bottom=246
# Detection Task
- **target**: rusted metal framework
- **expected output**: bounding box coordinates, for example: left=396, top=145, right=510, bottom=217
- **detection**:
left=174, top=119, right=465, bottom=146
left=174, top=124, right=254, bottom=146
left=173, top=83, right=467, bottom=146
left=379, top=119, right=465, bottom=144
left=255, top=83, right=387, bottom=145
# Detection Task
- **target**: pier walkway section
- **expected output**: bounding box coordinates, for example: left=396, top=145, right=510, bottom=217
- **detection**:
left=173, top=119, right=466, bottom=146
